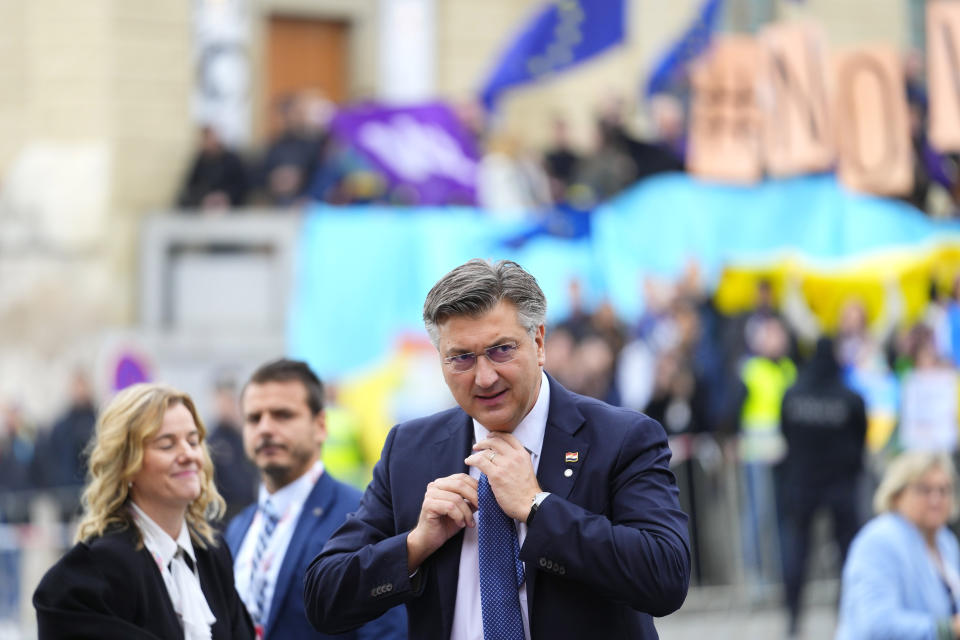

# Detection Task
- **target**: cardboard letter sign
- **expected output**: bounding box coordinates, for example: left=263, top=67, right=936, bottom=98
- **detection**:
left=834, top=46, right=913, bottom=196
left=760, top=22, right=835, bottom=176
left=687, top=36, right=764, bottom=184
left=928, top=0, right=960, bottom=151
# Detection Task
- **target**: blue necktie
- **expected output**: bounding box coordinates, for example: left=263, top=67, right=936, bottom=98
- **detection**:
left=251, top=499, right=280, bottom=626
left=477, top=473, right=525, bottom=640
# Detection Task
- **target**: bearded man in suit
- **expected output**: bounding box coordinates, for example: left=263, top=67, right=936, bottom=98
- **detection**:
left=225, top=359, right=405, bottom=639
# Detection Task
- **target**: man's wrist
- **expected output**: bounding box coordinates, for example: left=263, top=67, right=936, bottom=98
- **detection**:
left=526, top=492, right=551, bottom=526
left=406, top=528, right=428, bottom=572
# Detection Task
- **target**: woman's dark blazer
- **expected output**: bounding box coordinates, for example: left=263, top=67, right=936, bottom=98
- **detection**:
left=33, top=525, right=254, bottom=640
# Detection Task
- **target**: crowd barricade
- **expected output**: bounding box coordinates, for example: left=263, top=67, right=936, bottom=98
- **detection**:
left=0, top=489, right=76, bottom=640
left=668, top=432, right=855, bottom=604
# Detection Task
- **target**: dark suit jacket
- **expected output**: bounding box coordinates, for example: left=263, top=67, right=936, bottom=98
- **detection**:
left=304, top=375, right=690, bottom=639
left=33, top=525, right=254, bottom=640
left=225, top=471, right=407, bottom=640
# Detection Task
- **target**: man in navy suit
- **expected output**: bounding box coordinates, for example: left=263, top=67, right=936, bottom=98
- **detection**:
left=304, top=259, right=690, bottom=639
left=225, top=359, right=406, bottom=639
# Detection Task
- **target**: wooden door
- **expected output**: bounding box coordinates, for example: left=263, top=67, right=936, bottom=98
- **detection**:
left=265, top=15, right=349, bottom=137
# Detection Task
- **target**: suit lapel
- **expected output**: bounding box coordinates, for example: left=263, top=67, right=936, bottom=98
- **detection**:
left=527, top=375, right=590, bottom=625
left=537, top=375, right=589, bottom=500
left=429, top=410, right=473, bottom=639
left=430, top=410, right=473, bottom=481
left=264, top=473, right=337, bottom=637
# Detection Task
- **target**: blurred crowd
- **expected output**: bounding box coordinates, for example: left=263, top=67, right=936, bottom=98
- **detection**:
left=543, top=266, right=960, bottom=446
left=543, top=261, right=960, bottom=634
left=0, top=371, right=98, bottom=528
left=175, top=49, right=960, bottom=220
left=174, top=90, right=685, bottom=215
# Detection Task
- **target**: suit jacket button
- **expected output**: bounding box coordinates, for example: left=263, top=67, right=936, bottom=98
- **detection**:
left=559, top=566, right=566, bottom=575
left=386, top=584, right=393, bottom=592
left=539, top=558, right=547, bottom=567
left=371, top=587, right=378, bottom=596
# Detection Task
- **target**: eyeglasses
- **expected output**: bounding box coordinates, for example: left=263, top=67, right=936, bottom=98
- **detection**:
left=443, top=342, right=520, bottom=373
left=910, top=483, right=954, bottom=499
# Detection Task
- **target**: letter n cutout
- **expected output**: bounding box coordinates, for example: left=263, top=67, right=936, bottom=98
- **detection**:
left=760, top=22, right=835, bottom=176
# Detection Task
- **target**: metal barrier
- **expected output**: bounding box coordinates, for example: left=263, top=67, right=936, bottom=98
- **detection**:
left=669, top=433, right=861, bottom=601
left=0, top=490, right=77, bottom=640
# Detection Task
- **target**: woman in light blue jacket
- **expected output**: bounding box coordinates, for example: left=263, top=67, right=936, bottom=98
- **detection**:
left=836, top=451, right=960, bottom=640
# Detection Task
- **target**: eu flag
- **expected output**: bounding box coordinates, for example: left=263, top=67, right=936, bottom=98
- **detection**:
left=480, top=0, right=626, bottom=110
left=644, top=0, right=725, bottom=98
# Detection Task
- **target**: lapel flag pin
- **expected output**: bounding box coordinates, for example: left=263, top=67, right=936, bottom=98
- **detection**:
left=565, top=451, right=579, bottom=463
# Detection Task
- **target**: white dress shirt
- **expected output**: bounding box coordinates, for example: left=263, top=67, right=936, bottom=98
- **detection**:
left=234, top=460, right=324, bottom=627
left=130, top=502, right=216, bottom=640
left=451, top=370, right=550, bottom=640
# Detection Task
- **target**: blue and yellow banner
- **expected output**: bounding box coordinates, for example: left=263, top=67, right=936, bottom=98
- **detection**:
left=290, top=173, right=960, bottom=378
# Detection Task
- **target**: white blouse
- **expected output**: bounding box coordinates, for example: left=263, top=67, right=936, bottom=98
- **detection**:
left=130, top=502, right=216, bottom=640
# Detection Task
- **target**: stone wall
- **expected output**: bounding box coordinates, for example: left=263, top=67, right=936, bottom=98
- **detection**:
left=0, top=0, right=192, bottom=422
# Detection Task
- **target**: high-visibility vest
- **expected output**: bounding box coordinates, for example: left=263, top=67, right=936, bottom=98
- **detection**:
left=738, top=356, right=796, bottom=462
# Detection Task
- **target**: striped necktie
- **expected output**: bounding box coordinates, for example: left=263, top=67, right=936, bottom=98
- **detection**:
left=477, top=473, right=525, bottom=640
left=251, top=499, right=280, bottom=627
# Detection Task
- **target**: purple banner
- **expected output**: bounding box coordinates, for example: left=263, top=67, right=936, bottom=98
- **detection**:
left=329, top=102, right=479, bottom=205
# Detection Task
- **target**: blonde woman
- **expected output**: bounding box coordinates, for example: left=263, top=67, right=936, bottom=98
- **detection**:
left=33, top=383, right=254, bottom=640
left=836, top=451, right=960, bottom=640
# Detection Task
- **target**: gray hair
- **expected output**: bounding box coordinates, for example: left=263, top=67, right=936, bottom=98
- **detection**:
left=873, top=451, right=957, bottom=516
left=423, top=259, right=547, bottom=347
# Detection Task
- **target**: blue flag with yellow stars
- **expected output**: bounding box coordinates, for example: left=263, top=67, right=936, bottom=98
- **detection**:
left=644, top=0, right=725, bottom=98
left=480, top=0, right=626, bottom=110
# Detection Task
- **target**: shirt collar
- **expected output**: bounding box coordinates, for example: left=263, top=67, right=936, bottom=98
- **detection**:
left=129, top=501, right=196, bottom=566
left=473, top=370, right=550, bottom=459
left=257, top=459, right=324, bottom=516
